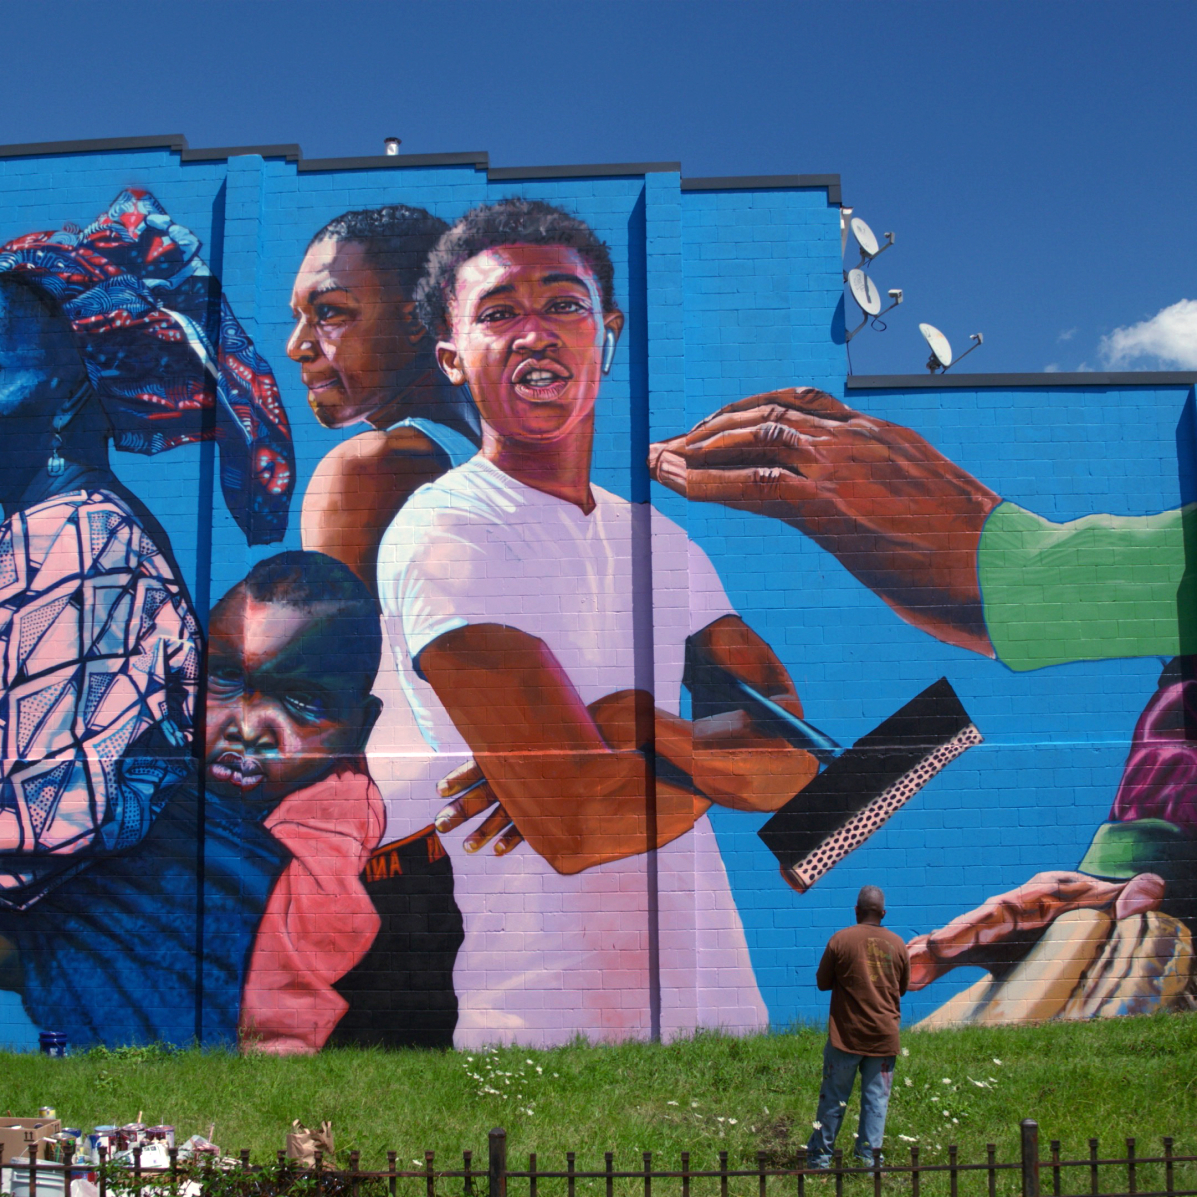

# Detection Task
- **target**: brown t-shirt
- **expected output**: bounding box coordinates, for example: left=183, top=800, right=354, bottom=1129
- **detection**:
left=817, top=922, right=910, bottom=1057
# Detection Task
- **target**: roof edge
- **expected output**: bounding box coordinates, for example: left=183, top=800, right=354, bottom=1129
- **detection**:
left=0, top=135, right=841, bottom=199
left=490, top=161, right=681, bottom=181
left=298, top=150, right=491, bottom=173
left=181, top=143, right=301, bottom=163
left=0, top=133, right=188, bottom=158
left=682, top=173, right=842, bottom=204
left=847, top=372, right=1197, bottom=389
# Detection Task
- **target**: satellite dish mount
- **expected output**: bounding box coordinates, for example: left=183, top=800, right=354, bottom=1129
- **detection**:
left=850, top=216, right=895, bottom=268
left=846, top=269, right=903, bottom=342
left=919, top=323, right=983, bottom=373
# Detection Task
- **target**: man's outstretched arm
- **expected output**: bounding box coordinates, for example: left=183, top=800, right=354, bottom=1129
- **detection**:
left=649, top=387, right=1002, bottom=656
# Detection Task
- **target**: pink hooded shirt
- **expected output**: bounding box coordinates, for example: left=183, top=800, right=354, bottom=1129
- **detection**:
left=239, top=758, right=385, bottom=1054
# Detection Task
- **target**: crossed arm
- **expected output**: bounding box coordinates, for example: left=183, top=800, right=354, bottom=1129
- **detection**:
left=421, top=614, right=818, bottom=874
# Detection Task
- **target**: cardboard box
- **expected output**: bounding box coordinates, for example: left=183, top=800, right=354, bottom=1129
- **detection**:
left=0, top=1118, right=62, bottom=1164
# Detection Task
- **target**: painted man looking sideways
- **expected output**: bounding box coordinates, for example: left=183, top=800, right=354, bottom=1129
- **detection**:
left=373, top=199, right=819, bottom=1046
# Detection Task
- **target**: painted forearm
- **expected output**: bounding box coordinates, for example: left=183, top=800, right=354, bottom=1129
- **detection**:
left=979, top=503, right=1192, bottom=670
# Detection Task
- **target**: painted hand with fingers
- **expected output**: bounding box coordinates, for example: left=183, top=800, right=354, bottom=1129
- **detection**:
left=435, top=757, right=520, bottom=856
left=906, top=869, right=1166, bottom=989
left=649, top=387, right=1004, bottom=656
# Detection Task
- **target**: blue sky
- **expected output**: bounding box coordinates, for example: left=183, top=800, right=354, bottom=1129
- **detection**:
left=1, top=0, right=1193, bottom=376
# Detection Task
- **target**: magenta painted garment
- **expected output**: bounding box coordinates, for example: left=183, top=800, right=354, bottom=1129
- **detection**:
left=1110, top=662, right=1197, bottom=835
left=238, top=758, right=385, bottom=1056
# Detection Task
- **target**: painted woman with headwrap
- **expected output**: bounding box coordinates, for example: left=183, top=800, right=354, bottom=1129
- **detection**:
left=0, top=190, right=294, bottom=909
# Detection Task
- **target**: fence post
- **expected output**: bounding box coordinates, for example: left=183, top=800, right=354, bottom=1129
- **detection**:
left=489, top=1128, right=507, bottom=1197
left=1021, top=1120, right=1040, bottom=1197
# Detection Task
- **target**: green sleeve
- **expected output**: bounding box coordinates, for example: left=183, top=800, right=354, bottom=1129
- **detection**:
left=977, top=501, right=1197, bottom=671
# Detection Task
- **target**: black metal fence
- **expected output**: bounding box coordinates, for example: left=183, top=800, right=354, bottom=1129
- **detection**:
left=2, top=1122, right=1194, bottom=1197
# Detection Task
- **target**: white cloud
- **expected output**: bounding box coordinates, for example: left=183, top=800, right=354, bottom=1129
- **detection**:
left=1100, top=299, right=1197, bottom=369
left=1044, top=363, right=1060, bottom=373
left=1057, top=328, right=1077, bottom=342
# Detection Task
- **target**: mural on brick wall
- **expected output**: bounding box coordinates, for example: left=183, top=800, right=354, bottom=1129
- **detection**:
left=650, top=388, right=1197, bottom=1022
left=0, top=161, right=1192, bottom=1054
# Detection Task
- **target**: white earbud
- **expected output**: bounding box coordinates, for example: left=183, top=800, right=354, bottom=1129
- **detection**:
left=602, top=329, right=617, bottom=375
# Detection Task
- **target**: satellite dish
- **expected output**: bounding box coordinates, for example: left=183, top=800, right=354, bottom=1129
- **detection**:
left=850, top=217, right=880, bottom=259
left=848, top=269, right=882, bottom=316
left=920, top=322, right=953, bottom=370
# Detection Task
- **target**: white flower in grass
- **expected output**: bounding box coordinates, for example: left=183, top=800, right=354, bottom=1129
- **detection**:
left=729, top=1120, right=738, bottom=1126
left=412, top=1161, right=422, bottom=1167
left=901, top=1047, right=909, bottom=1057
left=691, top=1101, right=700, bottom=1108
left=839, top=1101, right=847, bottom=1108
left=898, top=1136, right=918, bottom=1143
left=952, top=1119, right=958, bottom=1125
left=812, top=1122, right=822, bottom=1131
left=941, top=1078, right=952, bottom=1084
left=930, top=1097, right=939, bottom=1103
left=764, top=1107, right=770, bottom=1115
left=667, top=1101, right=679, bottom=1106
left=992, top=1058, right=1002, bottom=1066
left=716, top=1117, right=725, bottom=1124
left=904, top=1079, right=913, bottom=1088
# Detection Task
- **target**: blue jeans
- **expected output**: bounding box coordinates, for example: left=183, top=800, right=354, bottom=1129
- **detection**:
left=806, top=1041, right=895, bottom=1167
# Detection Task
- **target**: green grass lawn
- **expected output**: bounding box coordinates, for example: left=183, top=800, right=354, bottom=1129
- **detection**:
left=2, top=1013, right=1195, bottom=1195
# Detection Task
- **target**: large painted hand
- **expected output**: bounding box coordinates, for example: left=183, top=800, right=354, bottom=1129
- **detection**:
left=906, top=870, right=1166, bottom=989
left=649, top=387, right=1003, bottom=655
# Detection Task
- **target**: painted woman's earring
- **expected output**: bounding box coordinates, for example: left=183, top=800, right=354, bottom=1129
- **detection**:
left=602, top=329, right=617, bottom=375
left=46, top=429, right=65, bottom=477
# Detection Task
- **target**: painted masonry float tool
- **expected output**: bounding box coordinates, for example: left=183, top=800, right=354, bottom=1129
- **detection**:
left=683, top=640, right=982, bottom=893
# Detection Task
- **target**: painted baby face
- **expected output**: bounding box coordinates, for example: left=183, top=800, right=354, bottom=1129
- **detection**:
left=204, top=591, right=377, bottom=807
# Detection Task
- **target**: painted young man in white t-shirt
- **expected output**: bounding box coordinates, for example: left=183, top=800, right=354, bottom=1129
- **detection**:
left=372, top=199, right=818, bottom=1047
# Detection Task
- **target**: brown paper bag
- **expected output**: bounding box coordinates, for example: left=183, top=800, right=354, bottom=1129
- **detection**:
left=285, top=1120, right=335, bottom=1167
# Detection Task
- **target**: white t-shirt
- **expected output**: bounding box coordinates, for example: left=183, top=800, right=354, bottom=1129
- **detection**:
left=370, top=454, right=767, bottom=1048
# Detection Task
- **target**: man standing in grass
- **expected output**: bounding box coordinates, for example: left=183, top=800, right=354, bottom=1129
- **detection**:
left=808, top=886, right=910, bottom=1169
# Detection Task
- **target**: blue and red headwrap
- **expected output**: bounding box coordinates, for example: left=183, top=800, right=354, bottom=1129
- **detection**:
left=0, top=189, right=294, bottom=545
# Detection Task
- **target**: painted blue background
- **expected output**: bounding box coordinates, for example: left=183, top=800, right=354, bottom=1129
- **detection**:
left=0, top=144, right=1189, bottom=1044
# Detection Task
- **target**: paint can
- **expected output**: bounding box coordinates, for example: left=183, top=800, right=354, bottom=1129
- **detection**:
left=37, top=1031, right=67, bottom=1057
left=118, top=1124, right=146, bottom=1152
left=147, top=1126, right=175, bottom=1149
left=38, top=1108, right=55, bottom=1119
left=87, top=1128, right=118, bottom=1160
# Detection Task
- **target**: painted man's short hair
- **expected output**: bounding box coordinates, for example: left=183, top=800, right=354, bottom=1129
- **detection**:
left=415, top=198, right=618, bottom=338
